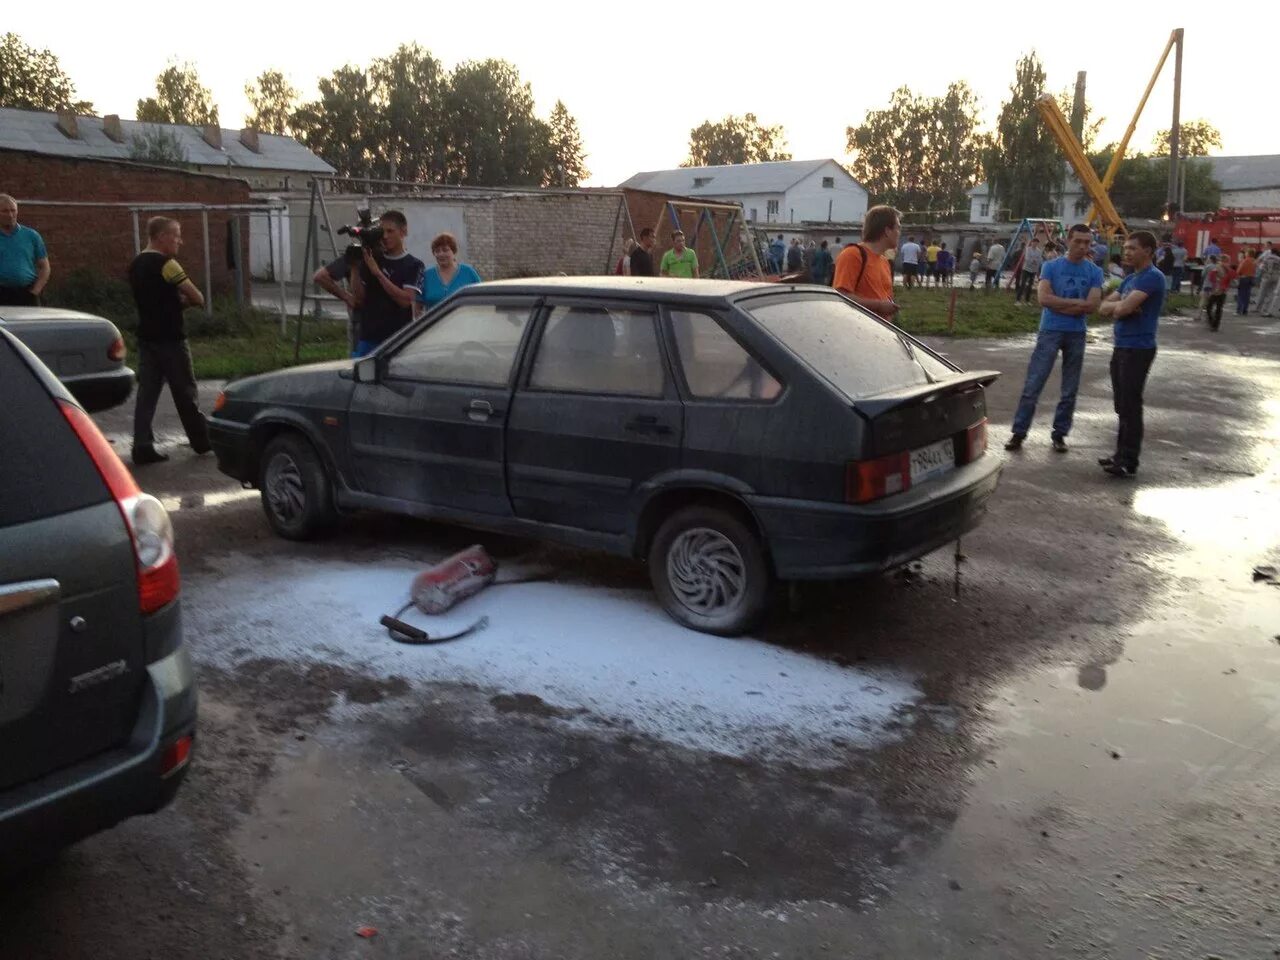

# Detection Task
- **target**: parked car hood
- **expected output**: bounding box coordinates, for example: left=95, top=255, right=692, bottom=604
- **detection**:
left=227, top=359, right=355, bottom=406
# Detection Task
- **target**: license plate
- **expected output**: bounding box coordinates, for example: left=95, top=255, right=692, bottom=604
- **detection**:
left=910, top=438, right=955, bottom=485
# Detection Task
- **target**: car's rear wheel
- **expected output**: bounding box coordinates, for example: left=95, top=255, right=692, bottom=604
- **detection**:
left=259, top=433, right=336, bottom=540
left=649, top=505, right=770, bottom=635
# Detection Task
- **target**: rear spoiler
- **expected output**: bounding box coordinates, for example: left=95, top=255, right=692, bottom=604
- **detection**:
left=850, top=370, right=1001, bottom=419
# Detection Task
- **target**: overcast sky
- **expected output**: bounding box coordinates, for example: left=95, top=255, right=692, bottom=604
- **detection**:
left=8, top=5, right=1278, bottom=186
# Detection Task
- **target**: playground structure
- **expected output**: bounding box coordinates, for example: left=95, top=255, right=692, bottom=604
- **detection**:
left=995, top=218, right=1067, bottom=287
left=619, top=190, right=764, bottom=280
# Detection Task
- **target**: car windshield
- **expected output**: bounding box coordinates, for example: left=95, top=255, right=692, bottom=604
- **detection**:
left=746, top=295, right=957, bottom=399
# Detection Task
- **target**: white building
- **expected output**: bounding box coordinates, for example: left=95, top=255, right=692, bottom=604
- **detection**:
left=966, top=154, right=1280, bottom=223
left=620, top=159, right=868, bottom=225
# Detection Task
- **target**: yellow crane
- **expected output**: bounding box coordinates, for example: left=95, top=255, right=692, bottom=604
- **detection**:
left=1034, top=28, right=1185, bottom=242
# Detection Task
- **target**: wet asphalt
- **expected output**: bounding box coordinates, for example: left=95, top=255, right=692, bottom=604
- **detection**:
left=2, top=305, right=1278, bottom=959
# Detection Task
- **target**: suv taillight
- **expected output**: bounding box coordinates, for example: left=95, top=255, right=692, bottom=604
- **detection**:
left=58, top=401, right=180, bottom=613
left=108, top=337, right=126, bottom=362
left=846, top=452, right=911, bottom=504
left=961, top=418, right=988, bottom=464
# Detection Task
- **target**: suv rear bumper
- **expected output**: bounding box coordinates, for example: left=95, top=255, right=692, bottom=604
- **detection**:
left=0, top=643, right=197, bottom=863
left=747, top=454, right=1003, bottom=579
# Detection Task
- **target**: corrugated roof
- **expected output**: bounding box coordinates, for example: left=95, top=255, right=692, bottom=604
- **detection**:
left=969, top=155, right=1280, bottom=196
left=0, top=107, right=335, bottom=174
left=619, top=159, right=862, bottom=196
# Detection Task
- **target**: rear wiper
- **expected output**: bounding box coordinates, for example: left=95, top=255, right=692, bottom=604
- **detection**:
left=896, top=331, right=938, bottom=383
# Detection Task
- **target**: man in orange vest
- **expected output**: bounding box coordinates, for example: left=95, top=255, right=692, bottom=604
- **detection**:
left=833, top=205, right=901, bottom=321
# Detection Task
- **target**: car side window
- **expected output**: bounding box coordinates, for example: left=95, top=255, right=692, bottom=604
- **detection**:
left=387, top=303, right=530, bottom=385
left=528, top=305, right=664, bottom=397
left=669, top=310, right=783, bottom=401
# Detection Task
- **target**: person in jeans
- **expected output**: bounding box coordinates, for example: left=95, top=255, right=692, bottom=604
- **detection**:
left=1256, top=245, right=1280, bottom=317
left=1235, top=248, right=1257, bottom=314
left=1005, top=224, right=1103, bottom=454
left=1098, top=231, right=1166, bottom=477
left=1015, top=238, right=1044, bottom=303
left=129, top=216, right=212, bottom=465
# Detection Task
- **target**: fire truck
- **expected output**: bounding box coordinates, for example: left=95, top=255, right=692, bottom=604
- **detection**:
left=1171, top=209, right=1280, bottom=261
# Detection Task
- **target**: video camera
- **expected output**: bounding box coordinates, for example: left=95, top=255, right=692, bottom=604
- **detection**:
left=337, top=208, right=384, bottom=264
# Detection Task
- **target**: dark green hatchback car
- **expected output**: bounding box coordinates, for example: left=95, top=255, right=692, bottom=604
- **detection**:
left=211, top=278, right=1003, bottom=635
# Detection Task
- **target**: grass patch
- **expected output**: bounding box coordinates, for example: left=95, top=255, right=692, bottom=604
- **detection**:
left=889, top=285, right=1198, bottom=338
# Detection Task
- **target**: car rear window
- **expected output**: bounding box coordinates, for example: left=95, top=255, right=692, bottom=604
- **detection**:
left=745, top=295, right=956, bottom=399
left=0, top=337, right=109, bottom=528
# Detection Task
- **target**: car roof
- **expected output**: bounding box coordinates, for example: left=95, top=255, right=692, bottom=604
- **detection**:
left=0, top=306, right=111, bottom=323
left=460, top=276, right=811, bottom=304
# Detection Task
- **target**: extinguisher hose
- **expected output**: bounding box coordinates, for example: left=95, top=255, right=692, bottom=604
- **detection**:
left=380, top=572, right=553, bottom=645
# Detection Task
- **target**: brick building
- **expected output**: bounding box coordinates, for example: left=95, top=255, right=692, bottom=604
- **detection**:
left=0, top=147, right=253, bottom=299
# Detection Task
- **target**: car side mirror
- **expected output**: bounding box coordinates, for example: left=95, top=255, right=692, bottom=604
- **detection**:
left=353, top=356, right=379, bottom=383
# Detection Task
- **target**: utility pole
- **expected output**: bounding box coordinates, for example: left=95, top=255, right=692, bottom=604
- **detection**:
left=1070, top=71, right=1087, bottom=142
left=1167, top=28, right=1184, bottom=213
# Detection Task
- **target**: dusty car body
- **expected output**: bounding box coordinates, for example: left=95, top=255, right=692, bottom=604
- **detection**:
left=210, top=278, right=1002, bottom=634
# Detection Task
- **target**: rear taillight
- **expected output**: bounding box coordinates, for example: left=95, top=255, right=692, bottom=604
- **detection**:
left=160, top=734, right=193, bottom=778
left=962, top=418, right=988, bottom=464
left=59, top=401, right=180, bottom=613
left=846, top=451, right=911, bottom=504
left=108, top=337, right=126, bottom=362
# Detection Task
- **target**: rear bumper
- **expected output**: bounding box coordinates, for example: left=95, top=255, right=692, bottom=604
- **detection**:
left=0, top=643, right=198, bottom=863
left=748, top=454, right=1004, bottom=579
left=208, top=417, right=253, bottom=483
left=62, top=367, right=134, bottom=414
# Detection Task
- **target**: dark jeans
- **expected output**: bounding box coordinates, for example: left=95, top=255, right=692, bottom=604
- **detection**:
left=1236, top=276, right=1254, bottom=314
left=1015, top=269, right=1037, bottom=302
left=1011, top=329, right=1086, bottom=438
left=1172, top=266, right=1184, bottom=293
left=1207, top=293, right=1226, bottom=330
left=1109, top=347, right=1157, bottom=470
left=984, top=268, right=998, bottom=290
left=133, top=339, right=210, bottom=453
left=0, top=285, right=39, bottom=306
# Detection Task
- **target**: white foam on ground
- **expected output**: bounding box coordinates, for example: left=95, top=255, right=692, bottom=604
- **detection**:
left=183, top=556, right=922, bottom=761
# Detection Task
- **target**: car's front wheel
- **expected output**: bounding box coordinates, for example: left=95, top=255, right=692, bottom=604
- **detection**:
left=259, top=433, right=337, bottom=540
left=649, top=505, right=770, bottom=635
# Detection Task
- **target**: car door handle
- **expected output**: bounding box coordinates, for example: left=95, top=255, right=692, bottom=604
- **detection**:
left=464, top=399, right=503, bottom=422
left=626, top=415, right=672, bottom=436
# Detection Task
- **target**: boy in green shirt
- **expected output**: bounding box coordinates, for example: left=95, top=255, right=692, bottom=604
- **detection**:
left=660, top=230, right=699, bottom=279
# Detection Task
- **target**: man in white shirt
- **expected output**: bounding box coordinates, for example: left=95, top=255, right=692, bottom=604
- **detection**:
left=900, top=235, right=923, bottom=288
left=985, top=239, right=1006, bottom=290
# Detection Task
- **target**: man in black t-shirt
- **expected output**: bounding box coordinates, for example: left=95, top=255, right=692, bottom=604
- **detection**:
left=629, top=227, right=657, bottom=277
left=349, top=210, right=426, bottom=355
left=128, top=216, right=211, bottom=465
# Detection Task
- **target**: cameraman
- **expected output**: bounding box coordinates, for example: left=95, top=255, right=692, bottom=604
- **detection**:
left=349, top=209, right=425, bottom=357
left=311, top=256, right=361, bottom=352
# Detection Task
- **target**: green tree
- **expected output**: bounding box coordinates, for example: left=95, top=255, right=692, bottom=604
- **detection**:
left=128, top=125, right=189, bottom=167
left=0, top=32, right=92, bottom=112
left=442, top=59, right=553, bottom=186
left=244, top=69, right=298, bottom=135
left=847, top=82, right=988, bottom=213
left=1087, top=148, right=1219, bottom=218
left=984, top=52, right=1062, bottom=219
left=136, top=61, right=218, bottom=125
left=1054, top=87, right=1104, bottom=152
left=683, top=113, right=791, bottom=167
left=545, top=100, right=588, bottom=186
left=369, top=43, right=447, bottom=182
left=1152, top=119, right=1222, bottom=157
left=291, top=65, right=379, bottom=179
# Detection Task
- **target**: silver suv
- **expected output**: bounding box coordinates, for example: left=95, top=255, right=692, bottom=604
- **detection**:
left=0, top=329, right=196, bottom=863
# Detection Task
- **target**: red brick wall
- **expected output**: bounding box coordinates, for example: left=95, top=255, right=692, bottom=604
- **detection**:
left=0, top=149, right=252, bottom=299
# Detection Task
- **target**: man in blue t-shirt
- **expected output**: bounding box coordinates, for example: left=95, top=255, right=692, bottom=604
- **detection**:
left=0, top=194, right=51, bottom=306
left=1098, top=230, right=1166, bottom=477
left=1005, top=224, right=1104, bottom=453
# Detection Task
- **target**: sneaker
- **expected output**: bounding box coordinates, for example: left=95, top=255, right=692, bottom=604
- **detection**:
left=1101, top=462, right=1136, bottom=478
left=1051, top=434, right=1069, bottom=453
left=1004, top=434, right=1025, bottom=451
left=191, top=441, right=212, bottom=455
left=131, top=447, right=169, bottom=466
left=1097, top=455, right=1116, bottom=468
